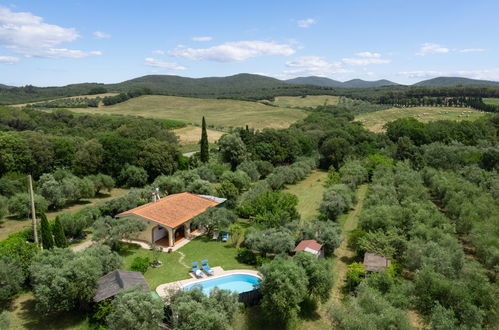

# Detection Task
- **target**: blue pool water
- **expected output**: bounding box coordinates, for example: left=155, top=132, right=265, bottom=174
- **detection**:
left=183, top=274, right=260, bottom=295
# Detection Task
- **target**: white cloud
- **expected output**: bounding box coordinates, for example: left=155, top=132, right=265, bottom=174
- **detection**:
left=284, top=56, right=348, bottom=76
left=192, top=36, right=212, bottom=42
left=169, top=40, right=295, bottom=62
left=342, top=57, right=390, bottom=65
left=297, top=18, right=316, bottom=28
left=416, top=43, right=449, bottom=56
left=144, top=57, right=186, bottom=70
left=152, top=50, right=165, bottom=55
left=0, top=6, right=101, bottom=58
left=459, top=48, right=485, bottom=53
left=356, top=52, right=381, bottom=58
left=399, top=69, right=499, bottom=81
left=93, top=31, right=111, bottom=39
left=0, top=55, right=19, bottom=64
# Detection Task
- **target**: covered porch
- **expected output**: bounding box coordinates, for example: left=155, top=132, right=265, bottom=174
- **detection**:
left=152, top=221, right=202, bottom=247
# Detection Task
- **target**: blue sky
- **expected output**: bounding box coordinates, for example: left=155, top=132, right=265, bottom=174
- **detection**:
left=0, top=0, right=498, bottom=86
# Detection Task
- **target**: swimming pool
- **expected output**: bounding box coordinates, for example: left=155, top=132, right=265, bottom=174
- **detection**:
left=183, top=273, right=261, bottom=295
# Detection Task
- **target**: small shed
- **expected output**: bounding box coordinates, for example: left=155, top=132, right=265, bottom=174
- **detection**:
left=293, top=240, right=324, bottom=258
left=94, top=270, right=150, bottom=302
left=363, top=252, right=391, bottom=272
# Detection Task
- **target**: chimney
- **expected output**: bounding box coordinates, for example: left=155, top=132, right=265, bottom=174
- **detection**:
left=151, top=192, right=157, bottom=203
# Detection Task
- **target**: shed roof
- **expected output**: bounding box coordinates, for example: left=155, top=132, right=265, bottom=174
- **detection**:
left=294, top=240, right=323, bottom=254
left=116, top=192, right=225, bottom=229
left=363, top=252, right=391, bottom=272
left=94, top=270, right=150, bottom=302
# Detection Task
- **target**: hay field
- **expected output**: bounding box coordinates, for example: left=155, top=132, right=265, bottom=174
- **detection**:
left=69, top=95, right=306, bottom=130
left=355, top=106, right=485, bottom=132
left=484, top=98, right=499, bottom=106
left=271, top=95, right=339, bottom=108
left=174, top=125, right=224, bottom=145
left=12, top=93, right=118, bottom=107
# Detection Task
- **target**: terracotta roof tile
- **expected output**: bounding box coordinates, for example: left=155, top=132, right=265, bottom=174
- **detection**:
left=116, top=192, right=222, bottom=228
left=294, top=240, right=323, bottom=252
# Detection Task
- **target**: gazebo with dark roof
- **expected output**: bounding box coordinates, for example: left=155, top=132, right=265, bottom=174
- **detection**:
left=94, top=270, right=150, bottom=302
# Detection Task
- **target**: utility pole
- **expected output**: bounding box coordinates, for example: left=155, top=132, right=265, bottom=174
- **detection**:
left=28, top=175, right=38, bottom=246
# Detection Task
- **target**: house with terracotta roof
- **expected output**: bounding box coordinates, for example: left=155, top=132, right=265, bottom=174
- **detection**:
left=293, top=239, right=324, bottom=258
left=116, top=192, right=226, bottom=247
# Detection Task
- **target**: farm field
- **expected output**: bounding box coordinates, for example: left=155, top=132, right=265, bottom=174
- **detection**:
left=11, top=92, right=118, bottom=107
left=0, top=188, right=129, bottom=241
left=284, top=170, right=328, bottom=222
left=355, top=106, right=484, bottom=132
left=174, top=125, right=224, bottom=145
left=270, top=95, right=339, bottom=108
left=484, top=97, right=499, bottom=106
left=69, top=95, right=307, bottom=130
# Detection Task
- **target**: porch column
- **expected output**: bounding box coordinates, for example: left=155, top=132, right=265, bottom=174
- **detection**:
left=151, top=226, right=156, bottom=243
left=168, top=227, right=174, bottom=247
left=184, top=221, right=191, bottom=239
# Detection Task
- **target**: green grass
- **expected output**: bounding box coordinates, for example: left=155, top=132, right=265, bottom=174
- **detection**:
left=284, top=170, right=328, bottom=222
left=69, top=95, right=307, bottom=130
left=484, top=98, right=499, bottom=106
left=0, top=188, right=129, bottom=241
left=270, top=95, right=339, bottom=108
left=120, top=236, right=255, bottom=290
left=355, top=106, right=484, bottom=132
left=8, top=292, right=89, bottom=330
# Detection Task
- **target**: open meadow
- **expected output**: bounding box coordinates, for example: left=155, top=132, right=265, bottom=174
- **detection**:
left=68, top=95, right=307, bottom=130
left=174, top=125, right=224, bottom=145
left=484, top=98, right=499, bottom=106
left=355, top=106, right=485, bottom=132
left=270, top=95, right=339, bottom=108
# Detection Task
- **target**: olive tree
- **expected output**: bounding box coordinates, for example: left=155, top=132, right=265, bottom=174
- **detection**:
left=92, top=216, right=146, bottom=250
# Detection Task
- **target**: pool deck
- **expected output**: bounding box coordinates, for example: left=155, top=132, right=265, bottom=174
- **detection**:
left=156, top=267, right=261, bottom=299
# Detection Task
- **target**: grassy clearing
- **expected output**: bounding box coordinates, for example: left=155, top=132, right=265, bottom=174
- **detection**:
left=270, top=95, right=339, bottom=108
left=484, top=98, right=499, bottom=106
left=7, top=292, right=89, bottom=330
left=284, top=170, right=328, bottom=222
left=0, top=188, right=129, bottom=241
left=120, top=236, right=255, bottom=290
left=12, top=93, right=119, bottom=108
left=355, top=106, right=484, bottom=132
left=174, top=125, right=224, bottom=145
left=68, top=95, right=307, bottom=130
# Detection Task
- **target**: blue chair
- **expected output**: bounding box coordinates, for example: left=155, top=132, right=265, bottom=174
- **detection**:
left=201, top=259, right=214, bottom=275
left=222, top=230, right=229, bottom=242
left=191, top=261, right=204, bottom=278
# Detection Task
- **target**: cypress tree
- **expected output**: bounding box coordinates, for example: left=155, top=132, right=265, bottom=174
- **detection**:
left=200, top=116, right=209, bottom=163
left=53, top=216, right=68, bottom=248
left=40, top=212, right=54, bottom=250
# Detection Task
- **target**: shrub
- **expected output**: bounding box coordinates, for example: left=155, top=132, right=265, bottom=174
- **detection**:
left=8, top=192, right=48, bottom=218
left=220, top=170, right=251, bottom=192
left=236, top=248, right=257, bottom=265
left=0, top=195, right=8, bottom=219
left=130, top=256, right=150, bottom=273
left=186, top=179, right=214, bottom=195
left=255, top=160, right=274, bottom=178
left=237, top=161, right=260, bottom=182
left=119, top=165, right=148, bottom=188
left=196, top=166, right=217, bottom=183
left=346, top=262, right=366, bottom=292
left=153, top=175, right=185, bottom=195
left=0, top=256, right=25, bottom=301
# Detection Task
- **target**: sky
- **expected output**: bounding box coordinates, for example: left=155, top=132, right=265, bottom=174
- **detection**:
left=0, top=0, right=498, bottom=86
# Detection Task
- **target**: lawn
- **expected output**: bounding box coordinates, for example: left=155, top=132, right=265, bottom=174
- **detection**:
left=355, top=106, right=484, bottom=132
left=69, top=95, right=307, bottom=130
left=271, top=95, right=339, bottom=108
left=120, top=236, right=255, bottom=290
left=484, top=98, right=499, bottom=106
left=174, top=125, right=224, bottom=145
left=284, top=170, right=328, bottom=222
left=0, top=188, right=129, bottom=241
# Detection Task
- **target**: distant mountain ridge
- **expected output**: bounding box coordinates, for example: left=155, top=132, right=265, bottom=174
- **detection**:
left=286, top=76, right=399, bottom=88
left=413, top=76, right=499, bottom=87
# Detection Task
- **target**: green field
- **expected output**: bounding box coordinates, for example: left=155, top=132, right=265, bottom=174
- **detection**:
left=285, top=170, right=328, bottom=222
left=270, top=95, right=339, bottom=108
left=68, top=95, right=307, bottom=130
left=484, top=98, right=499, bottom=106
left=355, top=106, right=484, bottom=132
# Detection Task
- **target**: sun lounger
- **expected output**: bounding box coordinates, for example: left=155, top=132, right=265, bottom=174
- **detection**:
left=201, top=259, right=214, bottom=275
left=212, top=231, right=219, bottom=240
left=191, top=262, right=204, bottom=278
left=222, top=231, right=229, bottom=242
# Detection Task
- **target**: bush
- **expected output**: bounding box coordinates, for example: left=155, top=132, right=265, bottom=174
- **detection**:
left=130, top=256, right=150, bottom=273
left=346, top=262, right=366, bottom=292
left=88, top=173, right=115, bottom=194
left=153, top=175, right=185, bottom=195
left=186, top=179, right=214, bottom=195
left=220, top=170, right=251, bottom=192
left=8, top=192, right=48, bottom=218
left=237, top=161, right=260, bottom=181
left=255, top=160, right=274, bottom=178
left=0, top=195, right=8, bottom=219
left=236, top=248, right=257, bottom=265
left=196, top=166, right=217, bottom=183
left=339, top=161, right=368, bottom=188
left=119, top=165, right=148, bottom=188
left=0, top=256, right=25, bottom=301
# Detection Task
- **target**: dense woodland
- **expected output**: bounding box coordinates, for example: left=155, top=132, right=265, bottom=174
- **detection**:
left=0, top=94, right=498, bottom=329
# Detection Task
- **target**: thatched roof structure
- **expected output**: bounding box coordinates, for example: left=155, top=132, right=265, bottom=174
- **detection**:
left=94, top=270, right=150, bottom=302
left=363, top=252, right=391, bottom=272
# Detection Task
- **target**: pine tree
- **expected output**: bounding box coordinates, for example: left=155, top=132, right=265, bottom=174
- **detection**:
left=200, top=116, right=209, bottom=163
left=40, top=212, right=54, bottom=250
left=53, top=216, right=68, bottom=248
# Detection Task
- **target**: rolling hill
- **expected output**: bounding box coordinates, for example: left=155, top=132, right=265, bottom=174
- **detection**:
left=413, top=77, right=499, bottom=87
left=286, top=76, right=399, bottom=88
